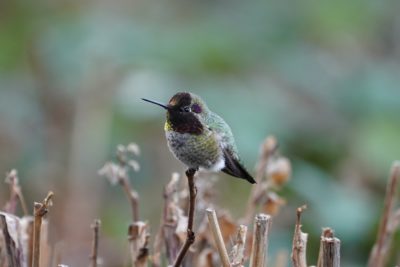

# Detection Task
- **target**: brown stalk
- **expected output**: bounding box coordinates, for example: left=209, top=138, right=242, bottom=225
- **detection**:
left=173, top=168, right=197, bottom=267
left=90, top=219, right=101, bottom=267
left=249, top=214, right=272, bottom=267
left=116, top=151, right=140, bottom=223
left=243, top=136, right=277, bottom=224
left=119, top=177, right=140, bottom=223
left=317, top=228, right=340, bottom=267
left=206, top=208, right=231, bottom=267
left=32, top=191, right=54, bottom=267
left=291, top=205, right=308, bottom=267
left=25, top=217, right=34, bottom=267
left=129, top=221, right=150, bottom=267
left=368, top=161, right=400, bottom=267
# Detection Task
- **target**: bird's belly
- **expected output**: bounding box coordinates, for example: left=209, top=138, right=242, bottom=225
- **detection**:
left=165, top=131, right=223, bottom=170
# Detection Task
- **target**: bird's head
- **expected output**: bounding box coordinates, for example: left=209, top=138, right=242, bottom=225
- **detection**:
left=142, top=92, right=208, bottom=134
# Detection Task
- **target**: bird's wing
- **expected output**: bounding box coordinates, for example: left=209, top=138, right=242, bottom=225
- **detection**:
left=205, top=112, right=238, bottom=153
left=221, top=148, right=256, bottom=184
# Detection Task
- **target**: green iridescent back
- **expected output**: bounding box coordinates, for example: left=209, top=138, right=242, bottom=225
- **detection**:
left=189, top=93, right=239, bottom=159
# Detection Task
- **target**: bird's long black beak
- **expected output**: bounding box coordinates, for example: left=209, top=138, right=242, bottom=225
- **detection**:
left=141, top=98, right=169, bottom=110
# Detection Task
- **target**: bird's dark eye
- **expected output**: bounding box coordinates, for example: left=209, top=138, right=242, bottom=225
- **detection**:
left=181, top=106, right=191, bottom=112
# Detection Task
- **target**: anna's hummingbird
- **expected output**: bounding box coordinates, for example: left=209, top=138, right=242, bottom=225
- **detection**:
left=142, top=92, right=256, bottom=184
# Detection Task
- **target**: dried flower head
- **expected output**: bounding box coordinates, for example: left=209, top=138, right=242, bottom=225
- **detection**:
left=5, top=169, right=18, bottom=184
left=261, top=136, right=278, bottom=156
left=261, top=191, right=286, bottom=216
left=98, top=162, right=122, bottom=185
left=126, top=143, right=141, bottom=156
left=128, top=160, right=140, bottom=172
left=267, top=157, right=291, bottom=186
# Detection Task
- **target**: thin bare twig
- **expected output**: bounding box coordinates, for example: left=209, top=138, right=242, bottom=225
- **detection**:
left=116, top=148, right=140, bottom=222
left=173, top=168, right=197, bottom=267
left=291, top=205, right=308, bottom=267
left=99, top=144, right=141, bottom=222
left=368, top=161, right=400, bottom=267
left=119, top=177, right=140, bottom=222
left=230, top=225, right=248, bottom=267
left=249, top=214, right=272, bottom=267
left=90, top=219, right=101, bottom=267
left=317, top=228, right=340, bottom=267
left=32, top=191, right=54, bottom=267
left=206, top=208, right=231, bottom=267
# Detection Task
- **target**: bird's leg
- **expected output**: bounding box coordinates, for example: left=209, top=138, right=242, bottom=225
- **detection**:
left=172, top=168, right=197, bottom=267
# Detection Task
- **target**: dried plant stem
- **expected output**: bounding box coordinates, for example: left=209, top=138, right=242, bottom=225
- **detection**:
left=249, top=214, right=272, bottom=267
left=0, top=214, right=20, bottom=267
left=4, top=170, right=29, bottom=215
left=317, top=228, right=340, bottom=267
left=32, top=191, right=54, bottom=267
left=17, top=189, right=29, bottom=216
left=162, top=173, right=181, bottom=265
left=244, top=137, right=277, bottom=224
left=119, top=177, right=139, bottom=222
left=129, top=221, right=150, bottom=267
left=206, top=208, right=231, bottom=267
left=90, top=219, right=101, bottom=267
left=25, top=217, right=34, bottom=267
left=173, top=168, right=197, bottom=267
left=230, top=225, right=248, bottom=267
left=368, top=161, right=400, bottom=267
left=291, top=205, right=308, bottom=267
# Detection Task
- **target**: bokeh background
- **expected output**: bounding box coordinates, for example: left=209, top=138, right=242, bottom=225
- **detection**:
left=1, top=0, right=400, bottom=266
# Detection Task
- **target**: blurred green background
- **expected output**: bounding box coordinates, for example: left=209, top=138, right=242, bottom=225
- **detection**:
left=1, top=0, right=400, bottom=266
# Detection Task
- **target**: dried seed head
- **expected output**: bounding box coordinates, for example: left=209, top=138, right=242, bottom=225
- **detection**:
left=126, top=143, right=141, bottom=156
left=262, top=192, right=286, bottom=216
left=261, top=136, right=278, bottom=156
left=5, top=169, right=18, bottom=184
left=98, top=162, right=121, bottom=185
left=128, top=160, right=140, bottom=172
left=267, top=157, right=291, bottom=186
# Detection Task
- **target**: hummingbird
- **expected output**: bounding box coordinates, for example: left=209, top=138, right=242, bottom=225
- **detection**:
left=142, top=92, right=256, bottom=184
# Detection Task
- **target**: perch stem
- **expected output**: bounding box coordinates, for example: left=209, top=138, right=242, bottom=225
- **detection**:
left=173, top=168, right=197, bottom=267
